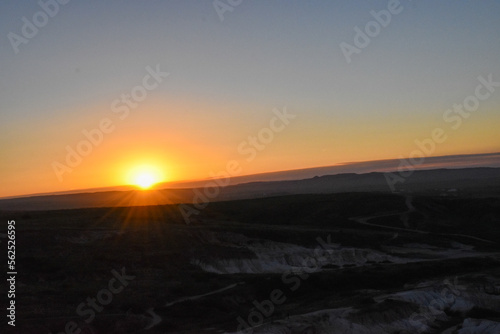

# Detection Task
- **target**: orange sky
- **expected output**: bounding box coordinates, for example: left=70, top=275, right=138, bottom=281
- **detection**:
left=1, top=96, right=499, bottom=198
left=1, top=1, right=500, bottom=198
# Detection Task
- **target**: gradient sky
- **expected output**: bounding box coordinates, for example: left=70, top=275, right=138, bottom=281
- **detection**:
left=1, top=0, right=499, bottom=197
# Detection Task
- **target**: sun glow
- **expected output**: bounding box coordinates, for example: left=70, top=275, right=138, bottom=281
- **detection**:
left=127, top=165, right=164, bottom=189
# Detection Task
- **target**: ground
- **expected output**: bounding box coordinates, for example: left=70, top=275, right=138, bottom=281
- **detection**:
left=1, top=192, right=500, bottom=333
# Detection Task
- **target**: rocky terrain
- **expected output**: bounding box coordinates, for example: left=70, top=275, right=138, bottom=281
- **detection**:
left=1, top=192, right=500, bottom=333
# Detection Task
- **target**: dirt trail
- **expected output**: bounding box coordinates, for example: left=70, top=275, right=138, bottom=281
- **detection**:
left=351, top=195, right=496, bottom=244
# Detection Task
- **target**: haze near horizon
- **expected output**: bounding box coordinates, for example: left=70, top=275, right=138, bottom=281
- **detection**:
left=1, top=0, right=499, bottom=198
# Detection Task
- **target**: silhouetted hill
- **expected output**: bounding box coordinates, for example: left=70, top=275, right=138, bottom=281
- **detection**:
left=1, top=167, right=499, bottom=211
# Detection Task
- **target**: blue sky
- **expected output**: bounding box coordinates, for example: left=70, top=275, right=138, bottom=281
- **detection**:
left=1, top=0, right=499, bottom=196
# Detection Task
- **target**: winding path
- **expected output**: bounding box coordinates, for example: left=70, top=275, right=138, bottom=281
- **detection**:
left=350, top=195, right=496, bottom=244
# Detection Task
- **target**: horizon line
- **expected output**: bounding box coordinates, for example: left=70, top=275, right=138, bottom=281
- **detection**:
left=1, top=150, right=499, bottom=201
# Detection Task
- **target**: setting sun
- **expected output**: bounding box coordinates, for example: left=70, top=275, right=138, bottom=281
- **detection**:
left=134, top=173, right=156, bottom=189
left=127, top=165, right=165, bottom=189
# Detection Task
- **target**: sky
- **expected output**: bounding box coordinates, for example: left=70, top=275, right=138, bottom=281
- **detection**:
left=1, top=0, right=499, bottom=198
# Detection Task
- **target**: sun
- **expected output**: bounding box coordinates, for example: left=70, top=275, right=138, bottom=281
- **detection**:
left=127, top=165, right=164, bottom=190
left=134, top=173, right=156, bottom=189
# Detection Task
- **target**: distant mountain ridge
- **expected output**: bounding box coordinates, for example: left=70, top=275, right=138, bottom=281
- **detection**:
left=4, top=151, right=499, bottom=200
left=1, top=167, right=499, bottom=211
